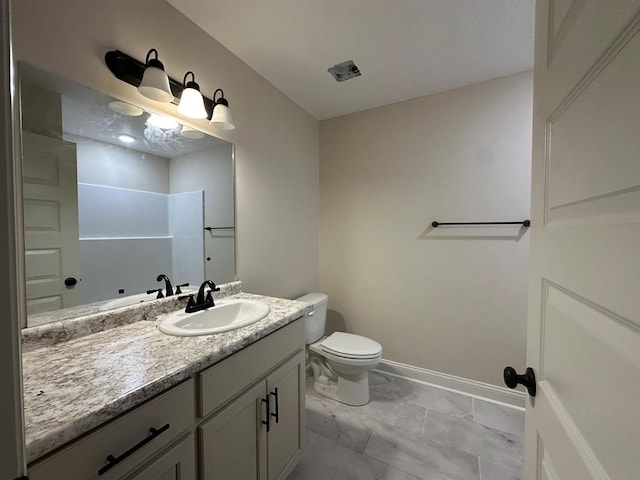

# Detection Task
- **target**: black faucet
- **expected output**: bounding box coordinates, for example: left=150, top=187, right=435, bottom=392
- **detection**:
left=156, top=274, right=174, bottom=297
left=185, top=280, right=220, bottom=313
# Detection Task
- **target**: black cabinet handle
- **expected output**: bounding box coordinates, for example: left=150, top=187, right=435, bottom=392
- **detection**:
left=64, top=277, right=78, bottom=287
left=97, top=423, right=170, bottom=475
left=270, top=387, right=279, bottom=424
left=262, top=396, right=270, bottom=432
left=503, top=366, right=537, bottom=397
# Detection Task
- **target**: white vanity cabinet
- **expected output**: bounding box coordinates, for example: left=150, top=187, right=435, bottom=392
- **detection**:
left=28, top=379, right=196, bottom=480
left=199, top=351, right=305, bottom=480
left=124, top=434, right=196, bottom=480
left=198, top=320, right=306, bottom=480
left=27, top=318, right=306, bottom=480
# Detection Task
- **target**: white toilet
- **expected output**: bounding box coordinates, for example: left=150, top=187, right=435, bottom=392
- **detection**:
left=296, top=293, right=382, bottom=406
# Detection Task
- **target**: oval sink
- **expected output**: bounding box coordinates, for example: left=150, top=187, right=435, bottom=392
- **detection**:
left=158, top=299, right=270, bottom=336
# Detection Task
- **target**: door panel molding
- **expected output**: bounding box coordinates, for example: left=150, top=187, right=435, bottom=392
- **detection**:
left=540, top=279, right=640, bottom=476
left=548, top=0, right=587, bottom=64
left=544, top=9, right=640, bottom=225
left=536, top=383, right=606, bottom=479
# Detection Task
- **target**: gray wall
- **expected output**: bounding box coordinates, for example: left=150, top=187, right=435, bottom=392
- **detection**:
left=320, top=72, right=533, bottom=386
left=12, top=0, right=320, bottom=299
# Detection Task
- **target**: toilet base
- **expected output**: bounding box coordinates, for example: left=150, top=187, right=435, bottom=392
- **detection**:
left=313, top=373, right=370, bottom=406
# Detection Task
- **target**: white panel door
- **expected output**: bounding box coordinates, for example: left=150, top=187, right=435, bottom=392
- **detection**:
left=22, top=131, right=79, bottom=315
left=525, top=1, right=640, bottom=479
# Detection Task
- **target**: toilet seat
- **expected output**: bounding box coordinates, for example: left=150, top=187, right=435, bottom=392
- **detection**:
left=321, top=332, right=382, bottom=359
left=309, top=332, right=382, bottom=367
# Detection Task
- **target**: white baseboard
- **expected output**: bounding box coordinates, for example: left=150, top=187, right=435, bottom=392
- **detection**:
left=374, top=359, right=526, bottom=409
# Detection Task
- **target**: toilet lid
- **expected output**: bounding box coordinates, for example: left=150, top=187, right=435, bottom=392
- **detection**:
left=321, top=332, right=382, bottom=358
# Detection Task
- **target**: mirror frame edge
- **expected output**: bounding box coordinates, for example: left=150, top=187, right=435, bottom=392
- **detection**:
left=2, top=0, right=27, bottom=474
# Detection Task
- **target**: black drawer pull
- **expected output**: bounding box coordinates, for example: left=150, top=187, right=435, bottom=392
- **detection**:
left=98, top=423, right=170, bottom=475
left=262, top=396, right=270, bottom=432
left=270, top=387, right=279, bottom=424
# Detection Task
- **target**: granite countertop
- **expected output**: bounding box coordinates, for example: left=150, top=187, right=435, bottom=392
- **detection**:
left=22, top=291, right=310, bottom=463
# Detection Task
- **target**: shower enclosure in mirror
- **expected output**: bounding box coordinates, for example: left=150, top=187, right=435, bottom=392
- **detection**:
left=19, top=64, right=235, bottom=327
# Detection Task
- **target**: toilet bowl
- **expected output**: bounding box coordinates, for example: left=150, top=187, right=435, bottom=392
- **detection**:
left=296, top=293, right=382, bottom=406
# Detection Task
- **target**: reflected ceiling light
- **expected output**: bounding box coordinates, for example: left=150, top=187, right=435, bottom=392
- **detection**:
left=177, top=71, right=208, bottom=119
left=209, top=89, right=235, bottom=131
left=147, top=114, right=179, bottom=130
left=180, top=125, right=205, bottom=139
left=108, top=101, right=143, bottom=116
left=138, top=49, right=173, bottom=102
left=117, top=134, right=136, bottom=143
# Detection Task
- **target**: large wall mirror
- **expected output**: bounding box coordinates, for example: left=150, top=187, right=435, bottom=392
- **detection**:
left=19, top=64, right=235, bottom=328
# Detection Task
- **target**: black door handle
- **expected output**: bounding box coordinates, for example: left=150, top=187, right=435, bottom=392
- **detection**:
left=64, top=277, right=78, bottom=287
left=503, top=366, right=536, bottom=397
left=270, top=387, right=279, bottom=424
left=262, top=396, right=270, bottom=432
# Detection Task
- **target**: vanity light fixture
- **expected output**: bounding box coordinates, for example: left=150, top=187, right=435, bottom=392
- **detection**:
left=138, top=49, right=173, bottom=102
left=209, top=89, right=235, bottom=131
left=177, top=71, right=208, bottom=119
left=105, top=50, right=236, bottom=127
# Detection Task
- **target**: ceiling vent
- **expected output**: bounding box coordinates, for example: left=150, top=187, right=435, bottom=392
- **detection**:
left=328, top=60, right=361, bottom=82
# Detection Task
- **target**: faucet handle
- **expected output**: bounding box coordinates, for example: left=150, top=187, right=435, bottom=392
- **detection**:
left=175, top=283, right=189, bottom=295
left=184, top=295, right=198, bottom=313
left=205, top=290, right=216, bottom=307
left=146, top=288, right=164, bottom=299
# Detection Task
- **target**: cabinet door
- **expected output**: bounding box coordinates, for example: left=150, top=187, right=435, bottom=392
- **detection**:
left=199, top=381, right=267, bottom=480
left=266, top=351, right=305, bottom=480
left=126, top=434, right=196, bottom=480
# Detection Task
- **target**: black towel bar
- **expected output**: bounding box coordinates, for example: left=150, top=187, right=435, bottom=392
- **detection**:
left=431, top=220, right=530, bottom=228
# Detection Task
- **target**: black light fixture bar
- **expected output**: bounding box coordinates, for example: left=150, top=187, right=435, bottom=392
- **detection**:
left=431, top=220, right=530, bottom=228
left=105, top=50, right=215, bottom=115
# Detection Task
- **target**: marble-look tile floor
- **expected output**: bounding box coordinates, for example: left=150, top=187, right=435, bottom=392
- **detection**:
left=288, top=373, right=524, bottom=480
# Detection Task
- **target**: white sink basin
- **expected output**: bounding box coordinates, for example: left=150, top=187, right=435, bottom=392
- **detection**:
left=158, top=299, right=271, bottom=336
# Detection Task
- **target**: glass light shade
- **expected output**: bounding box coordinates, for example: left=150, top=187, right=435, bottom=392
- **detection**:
left=177, top=87, right=208, bottom=119
left=209, top=103, right=235, bottom=130
left=138, top=66, right=173, bottom=102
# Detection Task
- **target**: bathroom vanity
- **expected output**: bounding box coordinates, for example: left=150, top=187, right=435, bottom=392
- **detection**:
left=22, top=290, right=309, bottom=480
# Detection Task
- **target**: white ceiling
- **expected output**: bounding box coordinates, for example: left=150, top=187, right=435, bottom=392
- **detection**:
left=168, top=0, right=535, bottom=120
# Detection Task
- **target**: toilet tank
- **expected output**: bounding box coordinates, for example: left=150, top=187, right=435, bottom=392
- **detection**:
left=295, top=292, right=328, bottom=344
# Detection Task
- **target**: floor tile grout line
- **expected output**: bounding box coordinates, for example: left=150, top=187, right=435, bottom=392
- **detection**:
left=360, top=448, right=425, bottom=480
left=301, top=376, right=523, bottom=480
left=421, top=407, right=428, bottom=436
left=472, top=396, right=476, bottom=422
